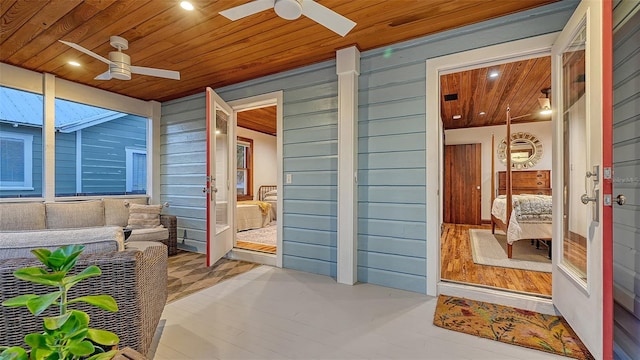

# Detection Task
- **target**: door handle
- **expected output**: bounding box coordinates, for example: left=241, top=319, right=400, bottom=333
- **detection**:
left=581, top=193, right=596, bottom=204
left=615, top=194, right=626, bottom=206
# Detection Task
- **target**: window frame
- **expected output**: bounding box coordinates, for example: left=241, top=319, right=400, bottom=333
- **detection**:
left=0, top=132, right=34, bottom=190
left=126, top=148, right=147, bottom=193
left=237, top=136, right=253, bottom=201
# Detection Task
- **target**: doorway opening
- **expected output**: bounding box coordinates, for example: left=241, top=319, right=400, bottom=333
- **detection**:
left=439, top=55, right=554, bottom=298
left=227, top=92, right=283, bottom=268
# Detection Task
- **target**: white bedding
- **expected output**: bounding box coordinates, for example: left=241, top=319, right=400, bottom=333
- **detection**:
left=492, top=195, right=553, bottom=245
left=236, top=203, right=272, bottom=231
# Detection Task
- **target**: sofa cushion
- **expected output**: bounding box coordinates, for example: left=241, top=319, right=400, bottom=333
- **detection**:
left=127, top=227, right=169, bottom=242
left=104, top=197, right=148, bottom=227
left=0, top=202, right=46, bottom=231
left=0, top=226, right=124, bottom=260
left=126, top=204, right=163, bottom=229
left=46, top=200, right=105, bottom=229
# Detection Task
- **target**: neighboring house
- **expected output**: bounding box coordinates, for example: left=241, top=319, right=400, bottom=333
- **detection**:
left=0, top=86, right=148, bottom=198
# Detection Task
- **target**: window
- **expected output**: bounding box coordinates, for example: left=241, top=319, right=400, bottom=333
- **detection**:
left=0, top=132, right=33, bottom=190
left=237, top=137, right=253, bottom=200
left=126, top=148, right=147, bottom=193
left=55, top=97, right=148, bottom=196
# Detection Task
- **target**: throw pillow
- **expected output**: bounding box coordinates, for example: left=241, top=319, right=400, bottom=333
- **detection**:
left=126, top=203, right=164, bottom=229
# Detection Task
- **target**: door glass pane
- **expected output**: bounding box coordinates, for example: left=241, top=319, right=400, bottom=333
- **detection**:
left=215, top=107, right=229, bottom=232
left=562, top=24, right=587, bottom=281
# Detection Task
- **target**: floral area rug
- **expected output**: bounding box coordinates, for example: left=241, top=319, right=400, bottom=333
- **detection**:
left=433, top=295, right=594, bottom=359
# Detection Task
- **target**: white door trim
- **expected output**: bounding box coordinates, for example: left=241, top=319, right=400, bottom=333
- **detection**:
left=228, top=91, right=284, bottom=268
left=425, top=33, right=556, bottom=306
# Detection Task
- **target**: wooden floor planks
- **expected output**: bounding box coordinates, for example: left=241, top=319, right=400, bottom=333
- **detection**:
left=440, top=223, right=552, bottom=297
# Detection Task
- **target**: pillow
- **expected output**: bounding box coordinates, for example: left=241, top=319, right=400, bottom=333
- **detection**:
left=104, top=197, right=148, bottom=227
left=126, top=203, right=164, bottom=229
left=264, top=189, right=277, bottom=197
left=264, top=196, right=277, bottom=201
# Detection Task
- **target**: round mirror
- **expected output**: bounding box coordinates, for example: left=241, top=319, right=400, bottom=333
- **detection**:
left=497, top=132, right=543, bottom=169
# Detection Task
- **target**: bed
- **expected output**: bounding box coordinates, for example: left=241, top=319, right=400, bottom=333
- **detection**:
left=259, top=185, right=277, bottom=221
left=490, top=108, right=553, bottom=258
left=236, top=200, right=272, bottom=232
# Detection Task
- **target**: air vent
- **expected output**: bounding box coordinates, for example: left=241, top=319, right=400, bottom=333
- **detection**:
left=444, top=93, right=458, bottom=101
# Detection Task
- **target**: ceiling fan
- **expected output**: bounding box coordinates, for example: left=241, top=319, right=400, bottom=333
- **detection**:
left=220, top=0, right=356, bottom=37
left=59, top=36, right=180, bottom=81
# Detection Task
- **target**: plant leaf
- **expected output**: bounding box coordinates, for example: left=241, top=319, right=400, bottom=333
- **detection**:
left=63, top=266, right=101, bottom=288
left=68, top=295, right=117, bottom=312
left=68, top=340, right=95, bottom=357
left=43, top=312, right=72, bottom=331
left=86, top=350, right=118, bottom=360
left=24, top=334, right=51, bottom=350
left=26, top=291, right=62, bottom=316
left=68, top=310, right=90, bottom=329
left=48, top=245, right=84, bottom=271
left=0, top=346, right=28, bottom=360
left=30, top=249, right=52, bottom=266
left=13, top=268, right=59, bottom=287
left=2, top=294, right=39, bottom=307
left=86, top=328, right=119, bottom=346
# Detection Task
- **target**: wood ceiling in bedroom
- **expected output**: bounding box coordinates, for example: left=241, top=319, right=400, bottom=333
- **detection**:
left=0, top=0, right=557, bottom=103
left=440, top=56, right=552, bottom=130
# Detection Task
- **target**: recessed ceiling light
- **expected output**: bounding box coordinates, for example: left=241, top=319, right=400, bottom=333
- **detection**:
left=540, top=108, right=552, bottom=115
left=489, top=71, right=499, bottom=78
left=479, top=111, right=486, bottom=115
left=68, top=61, right=81, bottom=67
left=453, top=115, right=462, bottom=120
left=180, top=1, right=194, bottom=11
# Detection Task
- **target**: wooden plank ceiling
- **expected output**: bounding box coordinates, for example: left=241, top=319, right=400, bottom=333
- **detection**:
left=1, top=0, right=557, bottom=134
left=440, top=56, right=552, bottom=130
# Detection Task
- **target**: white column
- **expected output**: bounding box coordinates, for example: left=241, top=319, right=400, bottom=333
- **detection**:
left=149, top=100, right=162, bottom=204
left=43, top=73, right=56, bottom=201
left=336, top=46, right=360, bottom=285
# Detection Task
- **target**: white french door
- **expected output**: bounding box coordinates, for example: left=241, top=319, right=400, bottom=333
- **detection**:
left=206, top=87, right=235, bottom=266
left=551, top=1, right=610, bottom=359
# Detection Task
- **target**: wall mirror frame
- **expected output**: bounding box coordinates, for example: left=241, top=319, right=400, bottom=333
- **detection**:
left=497, top=131, right=543, bottom=169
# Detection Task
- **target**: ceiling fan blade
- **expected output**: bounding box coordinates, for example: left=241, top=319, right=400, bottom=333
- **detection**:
left=94, top=70, right=112, bottom=80
left=59, top=40, right=112, bottom=64
left=219, top=0, right=275, bottom=21
left=301, top=0, right=356, bottom=36
left=131, top=66, right=180, bottom=80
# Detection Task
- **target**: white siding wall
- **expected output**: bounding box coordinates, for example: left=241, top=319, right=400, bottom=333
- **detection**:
left=613, top=3, right=640, bottom=359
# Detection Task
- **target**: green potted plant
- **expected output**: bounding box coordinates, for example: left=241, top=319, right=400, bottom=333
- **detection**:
left=0, top=245, right=120, bottom=360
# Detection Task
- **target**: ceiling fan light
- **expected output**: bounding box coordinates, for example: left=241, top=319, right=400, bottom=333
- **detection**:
left=540, top=107, right=552, bottom=115
left=274, top=0, right=302, bottom=20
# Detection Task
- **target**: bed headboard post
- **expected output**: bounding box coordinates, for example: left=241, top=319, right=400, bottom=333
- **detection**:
left=491, top=133, right=495, bottom=205
left=505, top=106, right=513, bottom=225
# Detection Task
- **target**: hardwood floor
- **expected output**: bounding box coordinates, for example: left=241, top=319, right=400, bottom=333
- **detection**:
left=235, top=240, right=276, bottom=254
left=440, top=223, right=552, bottom=297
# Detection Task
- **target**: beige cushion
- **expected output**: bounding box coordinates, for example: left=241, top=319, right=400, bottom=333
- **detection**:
left=126, top=204, right=163, bottom=229
left=45, top=200, right=105, bottom=229
left=104, top=197, right=148, bottom=227
left=0, top=203, right=46, bottom=230
left=128, top=227, right=169, bottom=242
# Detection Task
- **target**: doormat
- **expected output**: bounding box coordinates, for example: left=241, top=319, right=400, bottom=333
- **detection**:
left=433, top=295, right=594, bottom=359
left=167, top=250, right=261, bottom=303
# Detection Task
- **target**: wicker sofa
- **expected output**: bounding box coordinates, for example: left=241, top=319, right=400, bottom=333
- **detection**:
left=0, top=241, right=167, bottom=356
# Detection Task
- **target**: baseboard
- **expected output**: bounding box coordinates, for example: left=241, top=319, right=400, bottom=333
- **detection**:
left=481, top=219, right=492, bottom=225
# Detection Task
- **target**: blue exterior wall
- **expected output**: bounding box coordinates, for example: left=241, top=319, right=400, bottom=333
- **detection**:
left=160, top=1, right=578, bottom=291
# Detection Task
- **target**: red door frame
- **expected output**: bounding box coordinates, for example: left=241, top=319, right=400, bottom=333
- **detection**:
left=602, top=0, right=613, bottom=358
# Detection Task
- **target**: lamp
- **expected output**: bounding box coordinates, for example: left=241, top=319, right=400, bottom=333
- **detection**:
left=538, top=88, right=552, bottom=115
